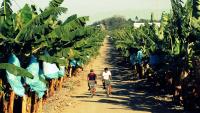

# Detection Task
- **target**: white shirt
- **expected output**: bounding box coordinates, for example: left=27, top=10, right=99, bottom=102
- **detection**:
left=102, top=71, right=112, bottom=80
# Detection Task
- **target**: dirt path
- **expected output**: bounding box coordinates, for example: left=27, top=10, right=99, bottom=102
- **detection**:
left=43, top=38, right=182, bottom=113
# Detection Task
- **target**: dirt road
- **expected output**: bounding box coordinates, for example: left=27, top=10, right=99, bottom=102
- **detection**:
left=43, top=38, right=182, bottom=113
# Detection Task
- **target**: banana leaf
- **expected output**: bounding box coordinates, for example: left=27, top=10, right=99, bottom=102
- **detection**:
left=47, top=16, right=89, bottom=41
left=0, top=63, right=33, bottom=79
left=49, top=0, right=64, bottom=7
left=39, top=56, right=67, bottom=66
left=0, top=85, right=3, bottom=92
left=16, top=4, right=33, bottom=29
left=0, top=0, right=13, bottom=17
left=62, top=14, right=77, bottom=25
left=15, top=7, right=67, bottom=42
left=0, top=33, right=15, bottom=45
left=39, top=75, right=48, bottom=84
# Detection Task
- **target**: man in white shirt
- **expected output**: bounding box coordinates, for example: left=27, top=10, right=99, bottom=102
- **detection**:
left=102, top=68, right=112, bottom=96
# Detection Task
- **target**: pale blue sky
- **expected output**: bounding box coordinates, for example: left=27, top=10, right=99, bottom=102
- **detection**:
left=1, top=0, right=172, bottom=24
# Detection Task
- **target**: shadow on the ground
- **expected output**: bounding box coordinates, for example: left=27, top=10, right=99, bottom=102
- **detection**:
left=71, top=95, right=89, bottom=98
left=81, top=80, right=182, bottom=113
left=79, top=40, right=184, bottom=113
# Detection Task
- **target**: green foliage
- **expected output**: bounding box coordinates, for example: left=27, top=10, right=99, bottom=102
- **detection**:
left=0, top=63, right=33, bottom=79
left=93, top=16, right=133, bottom=30
left=0, top=85, right=3, bottom=92
left=111, top=0, right=199, bottom=73
left=0, top=33, right=14, bottom=45
left=14, top=7, right=67, bottom=42
left=47, top=16, right=89, bottom=42
left=62, top=14, right=77, bottom=25
left=15, top=4, right=33, bottom=30
left=70, top=29, right=105, bottom=63
left=193, top=0, right=200, bottom=18
left=112, top=20, right=166, bottom=57
left=0, top=0, right=12, bottom=17
left=49, top=0, right=64, bottom=7
left=0, top=0, right=105, bottom=94
left=39, top=56, right=67, bottom=66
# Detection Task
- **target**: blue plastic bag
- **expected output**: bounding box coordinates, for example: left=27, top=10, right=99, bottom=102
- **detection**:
left=149, top=55, right=159, bottom=65
left=70, top=59, right=76, bottom=67
left=6, top=54, right=25, bottom=96
left=43, top=61, right=60, bottom=79
left=130, top=53, right=136, bottom=65
left=39, top=69, right=45, bottom=79
left=58, top=66, right=65, bottom=77
left=43, top=51, right=60, bottom=79
left=25, top=56, right=47, bottom=98
left=136, top=50, right=143, bottom=65
left=77, top=60, right=83, bottom=67
left=58, top=57, right=66, bottom=77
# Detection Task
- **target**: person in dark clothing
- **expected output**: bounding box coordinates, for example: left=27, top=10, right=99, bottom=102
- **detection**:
left=87, top=69, right=97, bottom=91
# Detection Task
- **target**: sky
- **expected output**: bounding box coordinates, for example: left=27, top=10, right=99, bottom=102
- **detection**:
left=1, top=0, right=172, bottom=24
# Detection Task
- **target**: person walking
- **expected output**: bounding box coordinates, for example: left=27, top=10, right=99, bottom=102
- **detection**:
left=87, top=69, right=97, bottom=97
left=136, top=49, right=143, bottom=79
left=102, top=68, right=112, bottom=97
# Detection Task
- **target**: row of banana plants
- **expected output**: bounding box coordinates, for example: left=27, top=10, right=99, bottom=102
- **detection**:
left=0, top=0, right=105, bottom=113
left=111, top=0, right=200, bottom=111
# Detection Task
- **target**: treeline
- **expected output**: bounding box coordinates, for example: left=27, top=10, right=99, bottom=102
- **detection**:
left=92, top=14, right=160, bottom=30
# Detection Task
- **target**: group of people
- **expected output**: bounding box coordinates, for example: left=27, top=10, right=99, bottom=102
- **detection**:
left=87, top=68, right=112, bottom=97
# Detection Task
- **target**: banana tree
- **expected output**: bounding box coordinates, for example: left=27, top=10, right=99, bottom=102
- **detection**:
left=72, top=28, right=105, bottom=63
left=0, top=0, right=69, bottom=95
left=167, top=0, right=194, bottom=70
left=0, top=1, right=106, bottom=113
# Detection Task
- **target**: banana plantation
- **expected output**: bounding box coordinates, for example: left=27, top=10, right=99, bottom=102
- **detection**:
left=0, top=0, right=200, bottom=113
left=0, top=0, right=105, bottom=112
left=112, top=0, right=200, bottom=111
